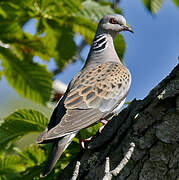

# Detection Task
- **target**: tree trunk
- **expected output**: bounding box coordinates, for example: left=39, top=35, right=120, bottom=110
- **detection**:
left=58, top=64, right=179, bottom=180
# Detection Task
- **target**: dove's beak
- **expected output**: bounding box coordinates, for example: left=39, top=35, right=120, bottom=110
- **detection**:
left=121, top=25, right=134, bottom=33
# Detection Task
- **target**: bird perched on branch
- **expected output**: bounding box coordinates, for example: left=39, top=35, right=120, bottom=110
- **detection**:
left=37, top=14, right=133, bottom=177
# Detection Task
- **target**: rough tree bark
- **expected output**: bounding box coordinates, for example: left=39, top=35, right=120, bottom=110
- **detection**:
left=58, top=64, right=179, bottom=180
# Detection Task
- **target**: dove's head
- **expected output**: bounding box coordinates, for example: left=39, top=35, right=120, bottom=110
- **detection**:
left=99, top=14, right=133, bottom=34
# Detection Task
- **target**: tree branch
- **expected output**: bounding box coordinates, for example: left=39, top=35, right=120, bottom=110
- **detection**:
left=58, top=64, right=179, bottom=179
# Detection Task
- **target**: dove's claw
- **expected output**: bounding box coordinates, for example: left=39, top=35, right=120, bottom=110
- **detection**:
left=79, top=136, right=93, bottom=149
left=100, top=119, right=108, bottom=125
left=99, top=119, right=108, bottom=133
left=78, top=133, right=93, bottom=149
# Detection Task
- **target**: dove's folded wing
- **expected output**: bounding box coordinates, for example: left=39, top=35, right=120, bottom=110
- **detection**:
left=42, top=62, right=131, bottom=141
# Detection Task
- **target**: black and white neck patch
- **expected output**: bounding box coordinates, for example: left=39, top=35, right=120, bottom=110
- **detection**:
left=92, top=34, right=108, bottom=53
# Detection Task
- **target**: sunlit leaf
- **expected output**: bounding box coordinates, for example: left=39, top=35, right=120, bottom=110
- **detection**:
left=36, top=18, right=45, bottom=35
left=0, top=109, right=48, bottom=149
left=142, top=0, right=164, bottom=14
left=0, top=14, right=51, bottom=61
left=0, top=71, right=2, bottom=80
left=55, top=28, right=77, bottom=69
left=98, top=0, right=122, bottom=14
left=43, top=20, right=77, bottom=70
left=0, top=19, right=22, bottom=39
left=0, top=47, right=52, bottom=104
left=72, top=16, right=97, bottom=44
left=12, top=33, right=52, bottom=61
left=0, top=145, right=48, bottom=180
left=17, top=166, right=54, bottom=180
left=0, top=1, right=31, bottom=27
left=173, top=0, right=179, bottom=7
left=78, top=0, right=114, bottom=21
left=0, top=155, right=25, bottom=175
left=80, top=123, right=102, bottom=140
left=15, top=145, right=46, bottom=167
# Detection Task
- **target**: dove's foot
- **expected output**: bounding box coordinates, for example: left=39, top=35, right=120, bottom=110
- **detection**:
left=78, top=115, right=114, bottom=149
left=99, top=119, right=108, bottom=133
left=79, top=136, right=93, bottom=149
left=78, top=133, right=93, bottom=149
left=98, top=112, right=118, bottom=133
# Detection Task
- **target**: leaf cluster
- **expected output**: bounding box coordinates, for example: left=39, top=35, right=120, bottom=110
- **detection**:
left=142, top=0, right=179, bottom=14
left=0, top=109, right=99, bottom=179
left=0, top=0, right=125, bottom=179
left=0, top=0, right=125, bottom=105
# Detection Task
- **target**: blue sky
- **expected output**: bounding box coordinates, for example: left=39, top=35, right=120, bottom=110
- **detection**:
left=120, top=0, right=179, bottom=100
left=0, top=0, right=179, bottom=118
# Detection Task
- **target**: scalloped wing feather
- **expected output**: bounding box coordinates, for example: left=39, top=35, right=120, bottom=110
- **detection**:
left=41, top=62, right=131, bottom=141
left=65, top=62, right=131, bottom=112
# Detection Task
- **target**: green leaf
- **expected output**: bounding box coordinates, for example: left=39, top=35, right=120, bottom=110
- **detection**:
left=98, top=0, right=122, bottom=14
left=0, top=71, right=2, bottom=80
left=16, top=166, right=54, bottom=180
left=43, top=20, right=77, bottom=70
left=54, top=27, right=77, bottom=69
left=173, top=0, right=179, bottom=7
left=15, top=145, right=46, bottom=167
left=114, top=34, right=126, bottom=61
left=11, top=33, right=52, bottom=61
left=16, top=166, right=44, bottom=180
left=0, top=155, right=25, bottom=175
left=0, top=20, right=22, bottom=39
left=0, top=145, right=48, bottom=180
left=36, top=18, right=45, bottom=35
left=80, top=123, right=102, bottom=140
left=72, top=16, right=97, bottom=44
left=0, top=15, right=51, bottom=61
left=78, top=0, right=114, bottom=21
left=142, top=0, right=164, bottom=14
left=16, top=145, right=55, bottom=179
left=0, top=47, right=52, bottom=104
left=33, top=0, right=83, bottom=19
left=0, top=109, right=48, bottom=149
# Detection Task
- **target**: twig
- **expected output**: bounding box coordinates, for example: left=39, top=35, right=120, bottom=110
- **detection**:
left=103, top=157, right=113, bottom=180
left=70, top=143, right=135, bottom=180
left=71, top=161, right=81, bottom=180
left=111, top=142, right=135, bottom=176
left=105, top=157, right=110, bottom=174
left=102, top=142, right=135, bottom=180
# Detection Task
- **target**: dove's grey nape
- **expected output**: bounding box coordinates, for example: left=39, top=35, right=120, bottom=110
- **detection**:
left=37, top=14, right=133, bottom=177
left=86, top=14, right=133, bottom=65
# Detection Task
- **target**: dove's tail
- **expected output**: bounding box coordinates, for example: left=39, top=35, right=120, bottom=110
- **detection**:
left=42, top=132, right=77, bottom=177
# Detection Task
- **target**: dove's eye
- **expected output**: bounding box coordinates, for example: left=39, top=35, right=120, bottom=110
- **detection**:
left=109, top=18, right=118, bottom=24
